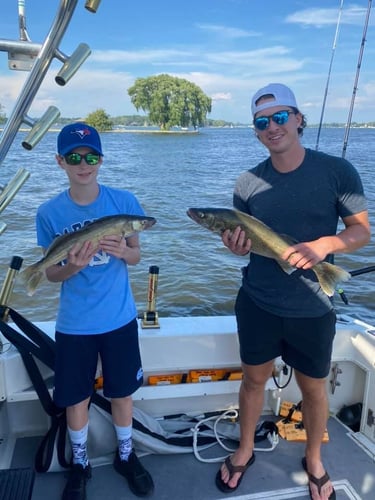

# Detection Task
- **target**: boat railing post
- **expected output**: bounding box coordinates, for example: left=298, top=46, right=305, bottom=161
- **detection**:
left=0, top=256, right=23, bottom=323
left=85, top=0, right=102, bottom=13
left=141, top=266, right=160, bottom=329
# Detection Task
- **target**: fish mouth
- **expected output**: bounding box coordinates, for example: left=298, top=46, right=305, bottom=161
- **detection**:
left=145, top=217, right=157, bottom=228
left=186, top=208, right=199, bottom=223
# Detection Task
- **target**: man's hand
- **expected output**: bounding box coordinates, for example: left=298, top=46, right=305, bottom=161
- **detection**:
left=222, top=226, right=251, bottom=256
left=282, top=241, right=327, bottom=270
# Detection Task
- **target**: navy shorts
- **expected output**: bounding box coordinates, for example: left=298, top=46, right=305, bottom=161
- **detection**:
left=54, top=319, right=143, bottom=407
left=235, top=287, right=336, bottom=378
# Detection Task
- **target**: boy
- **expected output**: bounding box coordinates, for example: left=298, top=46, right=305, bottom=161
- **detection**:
left=36, top=122, right=154, bottom=499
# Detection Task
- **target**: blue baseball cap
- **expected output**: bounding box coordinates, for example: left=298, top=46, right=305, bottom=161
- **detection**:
left=57, top=122, right=103, bottom=156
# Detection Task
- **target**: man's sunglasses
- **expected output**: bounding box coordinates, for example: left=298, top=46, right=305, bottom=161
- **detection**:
left=64, top=152, right=101, bottom=165
left=253, top=110, right=295, bottom=131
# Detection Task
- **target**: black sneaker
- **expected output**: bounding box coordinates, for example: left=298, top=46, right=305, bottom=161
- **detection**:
left=61, top=463, right=91, bottom=500
left=113, top=449, right=154, bottom=497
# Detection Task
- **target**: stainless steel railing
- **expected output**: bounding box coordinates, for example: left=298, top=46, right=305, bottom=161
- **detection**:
left=0, top=0, right=101, bottom=231
left=0, top=0, right=102, bottom=319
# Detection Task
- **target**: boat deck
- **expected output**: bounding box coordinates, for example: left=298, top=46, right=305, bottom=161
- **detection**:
left=1, top=314, right=375, bottom=499
left=9, top=415, right=374, bottom=499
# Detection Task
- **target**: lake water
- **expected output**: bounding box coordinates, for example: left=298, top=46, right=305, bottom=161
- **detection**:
left=1, top=127, right=374, bottom=325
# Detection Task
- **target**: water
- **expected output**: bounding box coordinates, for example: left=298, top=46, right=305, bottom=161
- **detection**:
left=1, top=127, right=374, bottom=325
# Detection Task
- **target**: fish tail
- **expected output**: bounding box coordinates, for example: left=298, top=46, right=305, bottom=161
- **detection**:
left=312, top=261, right=351, bottom=297
left=19, top=264, right=44, bottom=296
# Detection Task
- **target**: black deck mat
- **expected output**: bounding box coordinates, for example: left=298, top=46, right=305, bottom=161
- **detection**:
left=0, top=467, right=35, bottom=500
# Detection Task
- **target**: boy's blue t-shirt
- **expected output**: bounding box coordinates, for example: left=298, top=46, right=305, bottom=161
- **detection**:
left=36, top=184, right=145, bottom=334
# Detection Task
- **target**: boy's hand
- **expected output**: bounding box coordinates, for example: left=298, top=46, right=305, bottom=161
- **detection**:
left=67, top=240, right=98, bottom=267
left=99, top=234, right=127, bottom=259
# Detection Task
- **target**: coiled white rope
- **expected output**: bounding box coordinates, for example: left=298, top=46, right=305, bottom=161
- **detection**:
left=192, top=409, right=279, bottom=463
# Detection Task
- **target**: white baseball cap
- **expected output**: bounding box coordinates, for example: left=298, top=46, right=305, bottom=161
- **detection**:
left=251, top=83, right=298, bottom=117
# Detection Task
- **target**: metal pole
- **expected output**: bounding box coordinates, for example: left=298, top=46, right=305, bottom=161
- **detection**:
left=342, top=0, right=372, bottom=158
left=315, top=0, right=344, bottom=151
left=0, top=0, right=79, bottom=166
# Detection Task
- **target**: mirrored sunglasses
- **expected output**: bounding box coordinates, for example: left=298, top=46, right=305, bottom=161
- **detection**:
left=64, top=152, right=101, bottom=165
left=253, top=110, right=295, bottom=131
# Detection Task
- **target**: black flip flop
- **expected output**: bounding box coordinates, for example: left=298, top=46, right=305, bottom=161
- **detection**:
left=215, top=453, right=255, bottom=493
left=302, top=457, right=336, bottom=500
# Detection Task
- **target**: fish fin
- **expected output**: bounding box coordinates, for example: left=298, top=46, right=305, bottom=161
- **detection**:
left=276, top=259, right=296, bottom=275
left=312, top=261, right=351, bottom=297
left=19, top=264, right=44, bottom=296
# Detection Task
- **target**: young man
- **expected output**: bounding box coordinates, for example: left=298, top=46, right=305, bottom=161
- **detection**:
left=36, top=122, right=154, bottom=499
left=215, top=84, right=370, bottom=500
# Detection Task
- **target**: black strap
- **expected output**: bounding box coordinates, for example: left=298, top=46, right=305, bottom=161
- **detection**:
left=1, top=307, right=56, bottom=367
left=282, top=400, right=302, bottom=424
left=0, top=309, right=60, bottom=417
left=34, top=411, right=69, bottom=472
left=0, top=308, right=70, bottom=472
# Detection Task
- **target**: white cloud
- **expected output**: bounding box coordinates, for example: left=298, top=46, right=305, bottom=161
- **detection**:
left=0, top=72, right=28, bottom=114
left=195, top=23, right=260, bottom=38
left=21, top=68, right=136, bottom=117
left=286, top=5, right=372, bottom=27
left=91, top=49, right=192, bottom=64
left=211, top=92, right=232, bottom=101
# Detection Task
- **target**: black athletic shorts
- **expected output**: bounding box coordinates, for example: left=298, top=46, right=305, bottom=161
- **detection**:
left=235, top=287, right=336, bottom=378
left=54, top=319, right=143, bottom=407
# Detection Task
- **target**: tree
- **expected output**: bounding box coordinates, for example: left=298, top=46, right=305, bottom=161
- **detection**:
left=85, top=109, right=113, bottom=131
left=0, top=103, right=6, bottom=124
left=128, top=74, right=212, bottom=130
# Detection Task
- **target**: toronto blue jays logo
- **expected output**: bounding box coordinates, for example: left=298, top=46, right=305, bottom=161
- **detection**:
left=71, top=127, right=91, bottom=139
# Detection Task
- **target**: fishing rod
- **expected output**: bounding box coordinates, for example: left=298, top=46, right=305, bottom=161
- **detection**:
left=349, top=265, right=375, bottom=277
left=315, top=0, right=344, bottom=151
left=18, top=0, right=31, bottom=42
left=342, top=0, right=372, bottom=158
left=337, top=264, right=375, bottom=304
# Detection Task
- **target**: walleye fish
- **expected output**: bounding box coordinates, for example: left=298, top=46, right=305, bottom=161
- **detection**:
left=20, top=214, right=156, bottom=296
left=187, top=207, right=350, bottom=297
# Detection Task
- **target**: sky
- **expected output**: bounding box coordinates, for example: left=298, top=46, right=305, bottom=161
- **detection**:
left=0, top=0, right=375, bottom=124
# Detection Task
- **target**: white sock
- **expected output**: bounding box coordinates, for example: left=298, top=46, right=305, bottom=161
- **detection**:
left=114, top=424, right=132, bottom=461
left=68, top=423, right=89, bottom=467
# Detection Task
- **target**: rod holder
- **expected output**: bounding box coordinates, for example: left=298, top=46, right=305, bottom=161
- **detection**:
left=55, top=43, right=91, bottom=86
left=22, top=106, right=60, bottom=150
left=85, top=0, right=102, bottom=13
left=0, top=256, right=23, bottom=322
left=141, top=266, right=160, bottom=329
left=0, top=168, right=30, bottom=214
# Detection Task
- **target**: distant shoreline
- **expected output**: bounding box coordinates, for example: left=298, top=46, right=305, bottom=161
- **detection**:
left=0, top=127, right=201, bottom=134
left=1, top=125, right=375, bottom=134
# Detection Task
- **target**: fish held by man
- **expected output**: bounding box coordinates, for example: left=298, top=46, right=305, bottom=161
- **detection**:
left=20, top=214, right=156, bottom=296
left=187, top=207, right=350, bottom=297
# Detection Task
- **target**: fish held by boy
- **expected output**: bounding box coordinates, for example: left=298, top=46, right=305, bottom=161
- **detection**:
left=20, top=214, right=156, bottom=296
left=187, top=207, right=350, bottom=297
